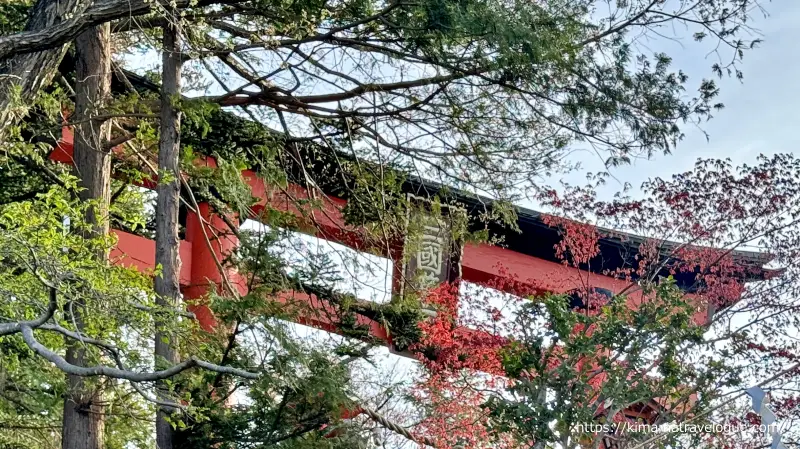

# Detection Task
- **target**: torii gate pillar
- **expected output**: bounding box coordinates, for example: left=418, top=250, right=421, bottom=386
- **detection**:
left=183, top=202, right=246, bottom=331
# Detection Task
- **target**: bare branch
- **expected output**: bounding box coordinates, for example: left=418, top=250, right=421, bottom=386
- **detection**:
left=20, top=324, right=261, bottom=380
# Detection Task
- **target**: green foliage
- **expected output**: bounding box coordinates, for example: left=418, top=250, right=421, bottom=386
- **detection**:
left=489, top=279, right=722, bottom=448
left=0, top=185, right=158, bottom=447
left=0, top=333, right=63, bottom=449
left=0, top=153, right=64, bottom=205
left=340, top=164, right=406, bottom=228
left=0, top=1, right=30, bottom=35
left=164, top=224, right=376, bottom=448
left=377, top=301, right=425, bottom=352
left=182, top=106, right=284, bottom=177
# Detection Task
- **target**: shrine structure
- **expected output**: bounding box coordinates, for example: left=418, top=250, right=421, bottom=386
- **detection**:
left=51, top=127, right=773, bottom=340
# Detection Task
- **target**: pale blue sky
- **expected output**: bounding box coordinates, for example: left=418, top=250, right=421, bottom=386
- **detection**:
left=561, top=1, right=800, bottom=198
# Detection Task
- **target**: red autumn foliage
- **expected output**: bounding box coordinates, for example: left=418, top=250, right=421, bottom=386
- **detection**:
left=408, top=277, right=532, bottom=448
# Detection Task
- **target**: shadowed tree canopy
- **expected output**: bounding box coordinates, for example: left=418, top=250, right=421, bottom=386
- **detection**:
left=1, top=0, right=764, bottom=200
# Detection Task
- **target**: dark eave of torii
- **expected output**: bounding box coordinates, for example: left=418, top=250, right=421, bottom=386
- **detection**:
left=403, top=176, right=773, bottom=287
left=276, top=141, right=773, bottom=290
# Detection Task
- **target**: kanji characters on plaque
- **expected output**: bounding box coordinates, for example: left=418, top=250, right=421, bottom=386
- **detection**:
left=416, top=222, right=446, bottom=287
left=400, top=194, right=464, bottom=297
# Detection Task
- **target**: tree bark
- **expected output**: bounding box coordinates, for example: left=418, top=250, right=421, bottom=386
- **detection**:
left=0, top=0, right=243, bottom=61
left=0, top=0, right=243, bottom=134
left=154, top=11, right=183, bottom=449
left=61, top=22, right=112, bottom=449
left=0, top=0, right=80, bottom=133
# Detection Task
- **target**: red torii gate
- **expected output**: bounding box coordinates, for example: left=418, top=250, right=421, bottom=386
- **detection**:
left=50, top=124, right=752, bottom=345
left=49, top=121, right=776, bottom=439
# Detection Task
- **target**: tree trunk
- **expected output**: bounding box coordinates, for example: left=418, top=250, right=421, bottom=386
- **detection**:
left=61, top=23, right=112, bottom=449
left=154, top=11, right=183, bottom=449
left=532, top=384, right=547, bottom=449
left=0, top=0, right=80, bottom=133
